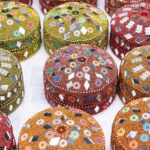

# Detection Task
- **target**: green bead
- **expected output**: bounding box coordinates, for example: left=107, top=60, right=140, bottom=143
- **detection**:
left=122, top=107, right=130, bottom=113
left=9, top=42, right=16, bottom=48
left=55, top=41, right=61, bottom=48
left=46, top=68, right=53, bottom=74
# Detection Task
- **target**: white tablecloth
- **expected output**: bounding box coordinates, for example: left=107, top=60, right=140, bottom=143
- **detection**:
left=9, top=0, right=123, bottom=149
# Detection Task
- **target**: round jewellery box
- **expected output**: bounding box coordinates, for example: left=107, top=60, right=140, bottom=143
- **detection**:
left=43, top=2, right=108, bottom=55
left=0, top=0, right=33, bottom=6
left=0, top=112, right=16, bottom=149
left=105, top=0, right=149, bottom=16
left=0, top=48, right=24, bottom=115
left=119, top=45, right=150, bottom=104
left=40, top=0, right=97, bottom=14
left=110, top=2, right=150, bottom=59
left=0, top=1, right=41, bottom=61
left=111, top=97, right=150, bottom=150
left=18, top=107, right=105, bottom=150
left=43, top=44, right=118, bottom=115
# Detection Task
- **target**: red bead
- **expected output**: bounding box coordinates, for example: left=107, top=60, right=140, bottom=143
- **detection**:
left=57, top=126, right=66, bottom=133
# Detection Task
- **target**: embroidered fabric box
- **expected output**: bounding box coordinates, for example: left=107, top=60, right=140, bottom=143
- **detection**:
left=43, top=44, right=118, bottom=115
left=0, top=112, right=16, bottom=149
left=0, top=48, right=24, bottom=115
left=0, top=1, right=41, bottom=61
left=111, top=97, right=150, bottom=150
left=110, top=2, right=150, bottom=59
left=43, top=2, right=108, bottom=55
left=40, top=0, right=97, bottom=14
left=18, top=107, right=105, bottom=149
left=119, top=45, right=150, bottom=104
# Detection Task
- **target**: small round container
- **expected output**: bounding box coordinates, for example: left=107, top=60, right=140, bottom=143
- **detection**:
left=111, top=97, right=150, bottom=150
left=18, top=107, right=105, bottom=150
left=119, top=45, right=150, bottom=104
left=0, top=1, right=41, bottom=61
left=0, top=48, right=24, bottom=115
left=18, top=0, right=33, bottom=5
left=0, top=0, right=33, bottom=5
left=110, top=2, right=150, bottom=59
left=43, top=2, right=108, bottom=55
left=43, top=44, right=118, bottom=115
left=40, top=0, right=97, bottom=14
left=0, top=112, right=16, bottom=149
left=105, top=0, right=149, bottom=16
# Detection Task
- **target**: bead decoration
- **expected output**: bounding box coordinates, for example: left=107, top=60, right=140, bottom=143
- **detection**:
left=110, top=3, right=150, bottom=60
left=0, top=1, right=41, bottom=61
left=105, top=0, right=150, bottom=16
left=18, top=107, right=105, bottom=150
left=0, top=48, right=24, bottom=115
left=40, top=0, right=97, bottom=14
left=44, top=44, right=118, bottom=115
left=111, top=97, right=150, bottom=150
left=119, top=45, right=150, bottom=104
left=43, top=2, right=108, bottom=55
left=0, top=112, right=16, bottom=149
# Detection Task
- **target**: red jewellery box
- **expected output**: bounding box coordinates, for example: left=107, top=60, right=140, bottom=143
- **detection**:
left=105, top=0, right=149, bottom=16
left=0, top=112, right=16, bottom=150
left=110, top=2, right=150, bottom=59
left=43, top=44, right=118, bottom=115
left=0, top=0, right=33, bottom=5
left=40, top=0, right=97, bottom=14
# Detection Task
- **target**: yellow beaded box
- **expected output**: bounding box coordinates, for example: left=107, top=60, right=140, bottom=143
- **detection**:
left=0, top=48, right=24, bottom=115
left=43, top=2, right=108, bottom=55
left=0, top=1, right=41, bottom=61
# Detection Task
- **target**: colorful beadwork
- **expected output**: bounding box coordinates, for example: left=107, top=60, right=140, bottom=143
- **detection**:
left=0, top=48, right=24, bottom=115
left=0, top=112, right=16, bottom=149
left=110, top=2, right=150, bottom=59
left=119, top=45, right=150, bottom=104
left=105, top=0, right=150, bottom=16
left=111, top=97, right=150, bottom=150
left=18, top=107, right=105, bottom=150
left=0, top=1, right=41, bottom=61
left=43, top=2, right=108, bottom=55
left=40, top=0, right=97, bottom=14
left=43, top=44, right=118, bottom=115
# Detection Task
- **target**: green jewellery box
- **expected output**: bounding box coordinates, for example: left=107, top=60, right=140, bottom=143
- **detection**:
left=43, top=2, right=108, bottom=55
left=0, top=48, right=24, bottom=115
left=0, top=1, right=41, bottom=61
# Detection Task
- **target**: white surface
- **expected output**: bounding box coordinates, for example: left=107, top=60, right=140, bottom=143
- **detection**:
left=9, top=0, right=123, bottom=149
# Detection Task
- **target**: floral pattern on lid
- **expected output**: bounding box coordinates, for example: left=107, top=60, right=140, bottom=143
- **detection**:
left=18, top=107, right=105, bottom=150
left=0, top=2, right=38, bottom=41
left=43, top=2, right=108, bottom=55
left=44, top=44, right=118, bottom=115
left=0, top=1, right=41, bottom=61
left=112, top=97, right=150, bottom=150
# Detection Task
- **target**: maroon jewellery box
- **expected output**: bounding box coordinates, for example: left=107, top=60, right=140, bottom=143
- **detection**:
left=105, top=0, right=150, bottom=16
left=110, top=2, right=150, bottom=59
left=40, top=0, right=97, bottom=14
left=0, top=112, right=16, bottom=149
left=0, top=0, right=33, bottom=5
left=43, top=44, right=118, bottom=115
